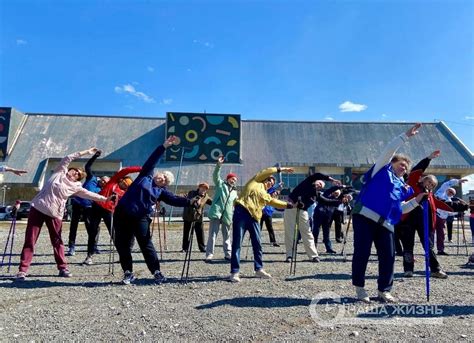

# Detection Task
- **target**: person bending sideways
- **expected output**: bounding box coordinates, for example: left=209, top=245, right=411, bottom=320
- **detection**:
left=16, top=148, right=113, bottom=281
left=113, top=136, right=199, bottom=285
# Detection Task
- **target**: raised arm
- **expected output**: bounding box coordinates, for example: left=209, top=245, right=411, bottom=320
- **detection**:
left=371, top=123, right=421, bottom=178
left=213, top=156, right=225, bottom=186
left=140, top=136, right=176, bottom=177
left=84, top=150, right=102, bottom=181
left=55, top=147, right=99, bottom=174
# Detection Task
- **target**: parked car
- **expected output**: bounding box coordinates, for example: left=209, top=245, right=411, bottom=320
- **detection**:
left=0, top=206, right=13, bottom=220
left=16, top=201, right=32, bottom=220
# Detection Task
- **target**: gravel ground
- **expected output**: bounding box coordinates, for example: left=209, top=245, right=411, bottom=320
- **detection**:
left=0, top=219, right=473, bottom=342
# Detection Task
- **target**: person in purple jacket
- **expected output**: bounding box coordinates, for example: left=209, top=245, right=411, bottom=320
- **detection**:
left=114, top=136, right=200, bottom=285
left=16, top=148, right=112, bottom=281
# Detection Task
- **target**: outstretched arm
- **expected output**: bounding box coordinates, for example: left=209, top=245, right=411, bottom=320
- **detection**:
left=0, top=166, right=27, bottom=176
left=140, top=136, right=176, bottom=177
left=371, top=123, right=421, bottom=178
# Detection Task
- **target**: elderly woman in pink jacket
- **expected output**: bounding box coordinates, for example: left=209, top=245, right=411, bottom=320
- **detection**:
left=16, top=147, right=113, bottom=281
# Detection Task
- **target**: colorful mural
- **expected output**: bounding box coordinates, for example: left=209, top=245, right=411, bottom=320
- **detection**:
left=0, top=108, right=11, bottom=161
left=166, top=112, right=241, bottom=163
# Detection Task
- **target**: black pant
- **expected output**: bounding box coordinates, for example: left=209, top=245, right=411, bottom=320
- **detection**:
left=260, top=213, right=277, bottom=243
left=114, top=208, right=160, bottom=274
left=394, top=224, right=404, bottom=255
left=68, top=202, right=91, bottom=247
left=88, top=203, right=113, bottom=255
left=182, top=220, right=206, bottom=252
left=446, top=216, right=454, bottom=241
left=352, top=214, right=395, bottom=292
left=332, top=210, right=344, bottom=241
left=399, top=221, right=441, bottom=273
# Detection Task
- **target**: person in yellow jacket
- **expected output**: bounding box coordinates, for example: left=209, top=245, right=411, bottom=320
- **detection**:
left=229, top=166, right=294, bottom=282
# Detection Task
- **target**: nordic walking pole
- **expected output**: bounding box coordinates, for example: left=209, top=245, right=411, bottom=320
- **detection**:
left=340, top=214, right=352, bottom=258
left=156, top=208, right=163, bottom=260
left=181, top=221, right=196, bottom=283
left=0, top=218, right=15, bottom=269
left=289, top=198, right=302, bottom=276
left=461, top=214, right=468, bottom=255
left=151, top=203, right=159, bottom=239
left=162, top=208, right=168, bottom=251
left=108, top=195, right=117, bottom=276
left=6, top=218, right=17, bottom=273
left=422, top=196, right=430, bottom=302
left=456, top=214, right=460, bottom=255
left=244, top=234, right=251, bottom=260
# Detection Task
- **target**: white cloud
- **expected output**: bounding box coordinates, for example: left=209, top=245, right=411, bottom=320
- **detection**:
left=114, top=84, right=155, bottom=103
left=339, top=101, right=368, bottom=112
left=187, top=68, right=192, bottom=72
left=161, top=98, right=173, bottom=105
left=16, top=39, right=27, bottom=46
left=147, top=66, right=155, bottom=72
left=193, top=39, right=214, bottom=48
left=464, top=116, right=474, bottom=120
left=381, top=113, right=387, bottom=118
left=324, top=116, right=334, bottom=121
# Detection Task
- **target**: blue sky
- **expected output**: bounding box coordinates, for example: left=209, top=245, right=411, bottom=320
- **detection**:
left=1, top=0, right=473, bottom=152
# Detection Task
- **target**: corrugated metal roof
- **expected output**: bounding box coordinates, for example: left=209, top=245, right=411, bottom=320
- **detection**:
left=1, top=109, right=473, bottom=186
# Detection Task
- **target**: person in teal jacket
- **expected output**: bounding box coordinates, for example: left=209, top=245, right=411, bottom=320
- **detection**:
left=205, top=156, right=238, bottom=262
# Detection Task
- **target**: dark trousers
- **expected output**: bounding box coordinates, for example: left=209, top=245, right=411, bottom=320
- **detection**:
left=114, top=208, right=160, bottom=274
left=182, top=220, right=206, bottom=252
left=432, top=217, right=446, bottom=252
left=399, top=221, right=441, bottom=273
left=88, top=203, right=113, bottom=255
left=260, top=213, right=277, bottom=243
left=312, top=212, right=333, bottom=251
left=352, top=214, right=395, bottom=292
left=332, top=210, right=344, bottom=241
left=394, top=224, right=404, bottom=255
left=68, top=203, right=92, bottom=247
left=446, top=216, right=454, bottom=241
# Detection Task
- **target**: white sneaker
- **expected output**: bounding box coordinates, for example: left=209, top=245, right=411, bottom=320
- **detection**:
left=83, top=256, right=93, bottom=265
left=378, top=291, right=396, bottom=303
left=205, top=254, right=213, bottom=263
left=16, top=271, right=27, bottom=281
left=255, top=269, right=272, bottom=279
left=355, top=286, right=371, bottom=303
left=229, top=272, right=240, bottom=283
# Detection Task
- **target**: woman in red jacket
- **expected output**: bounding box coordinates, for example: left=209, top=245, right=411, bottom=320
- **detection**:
left=83, top=166, right=141, bottom=265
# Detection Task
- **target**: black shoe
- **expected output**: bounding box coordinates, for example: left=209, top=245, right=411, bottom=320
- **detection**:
left=336, top=239, right=343, bottom=243
left=326, top=249, right=337, bottom=254
left=285, top=256, right=292, bottom=263
left=438, top=251, right=449, bottom=256
left=272, top=243, right=280, bottom=247
left=312, top=256, right=320, bottom=263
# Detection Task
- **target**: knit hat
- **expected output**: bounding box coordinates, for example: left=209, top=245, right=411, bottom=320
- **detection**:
left=121, top=177, right=133, bottom=187
left=198, top=182, right=209, bottom=190
left=226, top=173, right=237, bottom=180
